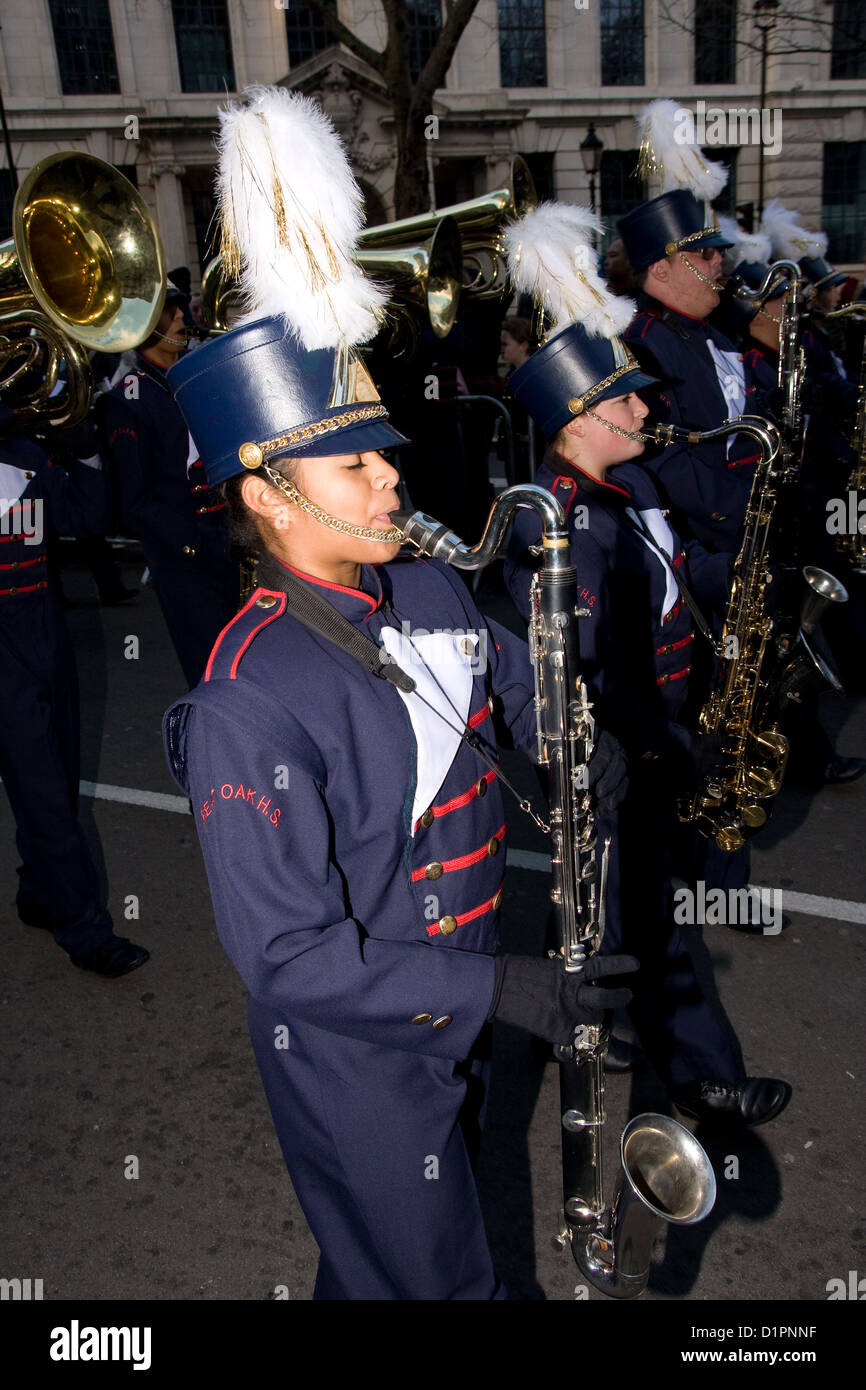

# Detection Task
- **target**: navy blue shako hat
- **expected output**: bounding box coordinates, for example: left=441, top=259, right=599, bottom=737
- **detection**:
left=619, top=189, right=733, bottom=274
left=167, top=316, right=407, bottom=487
left=509, top=323, right=657, bottom=440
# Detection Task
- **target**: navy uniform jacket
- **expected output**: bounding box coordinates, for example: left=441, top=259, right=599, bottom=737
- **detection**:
left=504, top=454, right=730, bottom=761
left=97, top=353, right=229, bottom=567
left=163, top=552, right=537, bottom=1299
left=624, top=296, right=772, bottom=552
left=97, top=353, right=238, bottom=687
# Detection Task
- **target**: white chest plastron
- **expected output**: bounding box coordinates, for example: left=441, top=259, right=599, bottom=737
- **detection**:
left=625, top=506, right=679, bottom=624
left=0, top=462, right=34, bottom=521
left=186, top=432, right=199, bottom=475
left=379, top=625, right=478, bottom=830
left=706, top=340, right=746, bottom=454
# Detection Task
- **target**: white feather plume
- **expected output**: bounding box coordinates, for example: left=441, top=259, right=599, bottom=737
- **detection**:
left=503, top=202, right=636, bottom=339
left=717, top=215, right=772, bottom=266
left=215, top=85, right=388, bottom=349
left=637, top=99, right=729, bottom=202
left=760, top=198, right=828, bottom=262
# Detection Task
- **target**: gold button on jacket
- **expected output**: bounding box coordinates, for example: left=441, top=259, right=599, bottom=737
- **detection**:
left=432, top=1016, right=452, bottom=1030
left=439, top=916, right=457, bottom=935
left=411, top=1013, right=432, bottom=1025
left=424, top=862, right=443, bottom=881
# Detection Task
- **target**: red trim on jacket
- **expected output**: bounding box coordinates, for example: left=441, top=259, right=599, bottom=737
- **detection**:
left=414, top=768, right=498, bottom=831
left=411, top=823, right=506, bottom=882
left=204, top=588, right=281, bottom=682
left=656, top=633, right=693, bottom=656
left=280, top=559, right=381, bottom=612
left=0, top=555, right=42, bottom=571
left=426, top=884, right=504, bottom=937
left=727, top=453, right=759, bottom=470
left=229, top=593, right=287, bottom=679
left=0, top=579, right=47, bottom=596
left=656, top=666, right=691, bottom=685
left=467, top=702, right=491, bottom=730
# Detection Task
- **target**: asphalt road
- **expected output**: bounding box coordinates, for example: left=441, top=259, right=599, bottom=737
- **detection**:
left=1, top=550, right=864, bottom=1306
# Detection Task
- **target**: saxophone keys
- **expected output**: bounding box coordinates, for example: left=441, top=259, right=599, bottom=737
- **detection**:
left=716, top=825, right=745, bottom=852
left=742, top=803, right=768, bottom=828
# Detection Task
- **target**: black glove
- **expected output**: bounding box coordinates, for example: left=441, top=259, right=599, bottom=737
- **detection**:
left=587, top=728, right=628, bottom=818
left=487, top=952, right=639, bottom=1047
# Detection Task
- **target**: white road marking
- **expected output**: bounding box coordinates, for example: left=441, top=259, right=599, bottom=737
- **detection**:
left=9, top=778, right=864, bottom=925
left=504, top=849, right=866, bottom=925
left=78, top=780, right=191, bottom=815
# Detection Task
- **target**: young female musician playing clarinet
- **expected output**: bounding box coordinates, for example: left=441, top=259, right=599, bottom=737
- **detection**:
left=161, top=87, right=634, bottom=1300
left=502, top=204, right=792, bottom=1130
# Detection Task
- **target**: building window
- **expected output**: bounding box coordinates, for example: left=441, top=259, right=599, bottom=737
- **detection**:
left=48, top=0, right=120, bottom=95
left=830, top=1, right=866, bottom=80
left=409, top=0, right=441, bottom=81
left=823, top=142, right=866, bottom=262
left=171, top=1, right=235, bottom=93
left=522, top=152, right=555, bottom=202
left=705, top=147, right=737, bottom=217
left=600, top=0, right=644, bottom=86
left=286, top=1, right=338, bottom=69
left=498, top=0, right=547, bottom=88
left=600, top=150, right=646, bottom=244
left=694, top=0, right=736, bottom=85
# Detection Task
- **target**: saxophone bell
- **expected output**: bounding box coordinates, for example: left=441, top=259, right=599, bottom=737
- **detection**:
left=569, top=1113, right=717, bottom=1298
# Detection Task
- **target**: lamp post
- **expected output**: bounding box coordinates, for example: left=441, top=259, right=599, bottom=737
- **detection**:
left=754, top=0, right=779, bottom=221
left=580, top=122, right=604, bottom=239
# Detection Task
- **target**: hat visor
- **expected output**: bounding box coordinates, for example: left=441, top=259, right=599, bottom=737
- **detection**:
left=592, top=367, right=659, bottom=408
left=277, top=416, right=410, bottom=460
left=815, top=272, right=848, bottom=290
left=684, top=230, right=734, bottom=252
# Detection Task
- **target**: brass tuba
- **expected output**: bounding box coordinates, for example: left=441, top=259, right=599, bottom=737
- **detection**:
left=0, top=152, right=166, bottom=428
left=357, top=155, right=537, bottom=300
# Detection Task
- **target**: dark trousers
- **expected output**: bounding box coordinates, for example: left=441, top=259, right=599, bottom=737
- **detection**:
left=146, top=551, right=238, bottom=689
left=0, top=593, right=113, bottom=958
left=601, top=762, right=743, bottom=1090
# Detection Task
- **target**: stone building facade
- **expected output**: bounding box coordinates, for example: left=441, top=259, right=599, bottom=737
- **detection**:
left=0, top=1, right=863, bottom=280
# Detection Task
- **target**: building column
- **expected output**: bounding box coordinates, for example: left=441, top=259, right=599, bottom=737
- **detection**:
left=151, top=162, right=188, bottom=269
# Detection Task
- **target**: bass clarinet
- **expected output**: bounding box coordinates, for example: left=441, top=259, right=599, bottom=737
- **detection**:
left=394, top=488, right=715, bottom=1299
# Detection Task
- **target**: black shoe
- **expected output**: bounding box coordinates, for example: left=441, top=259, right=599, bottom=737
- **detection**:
left=72, top=936, right=150, bottom=978
left=823, top=756, right=866, bottom=785
left=605, top=1035, right=643, bottom=1073
left=673, top=1077, right=792, bottom=1129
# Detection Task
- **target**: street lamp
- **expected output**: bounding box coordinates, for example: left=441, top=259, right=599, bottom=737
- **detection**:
left=754, top=0, right=779, bottom=221
left=580, top=122, right=604, bottom=228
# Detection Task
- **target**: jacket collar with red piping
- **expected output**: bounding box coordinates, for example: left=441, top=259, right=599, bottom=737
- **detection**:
left=543, top=449, right=633, bottom=506
left=258, top=551, right=385, bottom=623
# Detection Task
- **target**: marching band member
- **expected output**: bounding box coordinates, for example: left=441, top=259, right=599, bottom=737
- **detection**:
left=501, top=202, right=791, bottom=1123
left=0, top=402, right=149, bottom=975
left=97, top=287, right=238, bottom=688
left=160, top=86, right=633, bottom=1300
left=618, top=102, right=773, bottom=556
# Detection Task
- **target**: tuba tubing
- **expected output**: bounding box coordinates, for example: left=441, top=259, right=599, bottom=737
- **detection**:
left=394, top=490, right=716, bottom=1299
